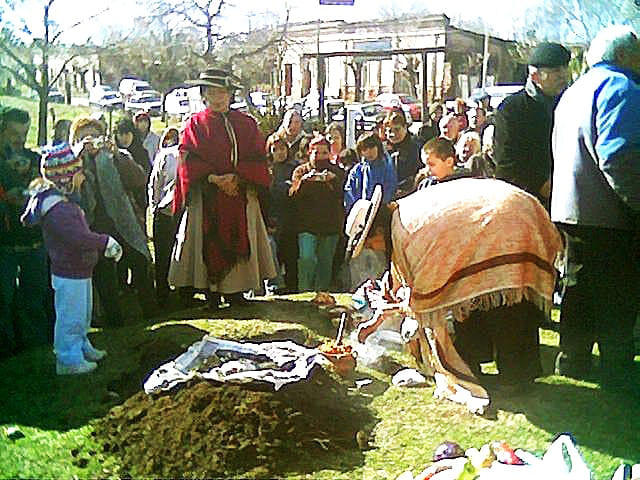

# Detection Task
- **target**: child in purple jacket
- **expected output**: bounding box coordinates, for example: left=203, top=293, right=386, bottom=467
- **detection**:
left=22, top=143, right=122, bottom=375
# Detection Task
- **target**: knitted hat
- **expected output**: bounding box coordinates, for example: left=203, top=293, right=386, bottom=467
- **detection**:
left=40, top=142, right=83, bottom=193
left=528, top=42, right=571, bottom=68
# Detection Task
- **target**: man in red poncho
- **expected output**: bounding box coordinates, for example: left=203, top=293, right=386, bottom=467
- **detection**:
left=169, top=67, right=276, bottom=306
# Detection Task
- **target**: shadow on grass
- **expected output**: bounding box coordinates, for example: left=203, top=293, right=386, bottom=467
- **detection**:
left=0, top=321, right=206, bottom=431
left=487, top=348, right=640, bottom=462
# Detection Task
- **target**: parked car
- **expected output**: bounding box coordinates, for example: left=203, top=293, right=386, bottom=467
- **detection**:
left=375, top=92, right=420, bottom=123
left=89, top=85, right=123, bottom=109
left=125, top=90, right=162, bottom=116
left=48, top=88, right=65, bottom=104
left=470, top=85, right=524, bottom=109
left=119, top=78, right=153, bottom=100
left=331, top=102, right=386, bottom=131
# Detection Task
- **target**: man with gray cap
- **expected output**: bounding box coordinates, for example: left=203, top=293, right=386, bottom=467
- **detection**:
left=551, top=26, right=640, bottom=393
left=493, top=42, right=571, bottom=208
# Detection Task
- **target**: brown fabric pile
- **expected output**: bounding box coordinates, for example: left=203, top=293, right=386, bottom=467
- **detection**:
left=94, top=368, right=373, bottom=478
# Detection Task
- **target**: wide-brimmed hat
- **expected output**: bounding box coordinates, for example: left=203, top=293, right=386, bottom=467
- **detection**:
left=345, top=185, right=383, bottom=259
left=185, top=67, right=242, bottom=91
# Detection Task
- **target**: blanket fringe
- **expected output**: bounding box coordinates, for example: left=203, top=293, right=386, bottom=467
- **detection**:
left=416, top=286, right=551, bottom=325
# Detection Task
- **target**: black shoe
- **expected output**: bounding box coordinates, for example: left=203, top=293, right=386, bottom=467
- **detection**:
left=225, top=292, right=250, bottom=306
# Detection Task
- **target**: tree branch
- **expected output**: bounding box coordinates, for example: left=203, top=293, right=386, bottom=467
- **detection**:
left=0, top=41, right=39, bottom=90
left=51, top=6, right=110, bottom=44
left=48, top=53, right=78, bottom=88
left=0, top=63, right=38, bottom=91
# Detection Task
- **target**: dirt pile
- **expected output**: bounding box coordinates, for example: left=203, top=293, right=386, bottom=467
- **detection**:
left=94, top=367, right=375, bottom=478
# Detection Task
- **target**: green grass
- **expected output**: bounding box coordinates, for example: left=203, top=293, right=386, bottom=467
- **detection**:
left=0, top=95, right=174, bottom=149
left=1, top=297, right=638, bottom=479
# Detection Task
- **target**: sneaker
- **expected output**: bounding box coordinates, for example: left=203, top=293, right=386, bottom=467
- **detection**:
left=83, top=346, right=107, bottom=362
left=56, top=360, right=97, bottom=375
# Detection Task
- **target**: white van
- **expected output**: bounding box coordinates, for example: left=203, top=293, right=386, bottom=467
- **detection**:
left=164, top=88, right=192, bottom=118
left=118, top=78, right=153, bottom=99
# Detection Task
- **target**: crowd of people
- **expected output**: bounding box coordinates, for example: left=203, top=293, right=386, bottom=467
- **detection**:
left=0, top=26, right=637, bottom=395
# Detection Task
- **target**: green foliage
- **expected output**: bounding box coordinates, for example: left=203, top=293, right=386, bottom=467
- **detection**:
left=256, top=112, right=283, bottom=138
left=98, top=21, right=207, bottom=93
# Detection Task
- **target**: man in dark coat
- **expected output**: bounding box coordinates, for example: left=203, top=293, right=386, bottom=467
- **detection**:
left=0, top=107, right=50, bottom=355
left=384, top=110, right=420, bottom=199
left=493, top=42, right=571, bottom=208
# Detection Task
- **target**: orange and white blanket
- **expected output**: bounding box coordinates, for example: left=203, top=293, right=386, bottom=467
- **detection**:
left=391, top=178, right=562, bottom=321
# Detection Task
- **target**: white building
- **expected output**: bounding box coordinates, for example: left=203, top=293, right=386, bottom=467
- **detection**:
left=280, top=14, right=520, bottom=105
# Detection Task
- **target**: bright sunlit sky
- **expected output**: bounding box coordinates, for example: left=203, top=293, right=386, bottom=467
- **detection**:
left=4, top=0, right=543, bottom=44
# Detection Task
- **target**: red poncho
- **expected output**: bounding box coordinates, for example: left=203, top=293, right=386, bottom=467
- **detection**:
left=173, top=109, right=270, bottom=281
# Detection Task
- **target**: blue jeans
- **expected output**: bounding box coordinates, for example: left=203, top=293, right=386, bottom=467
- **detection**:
left=0, top=246, right=50, bottom=353
left=52, top=275, right=96, bottom=366
left=297, top=233, right=339, bottom=292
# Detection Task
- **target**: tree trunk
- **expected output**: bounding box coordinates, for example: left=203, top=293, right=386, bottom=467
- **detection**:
left=37, top=90, right=48, bottom=146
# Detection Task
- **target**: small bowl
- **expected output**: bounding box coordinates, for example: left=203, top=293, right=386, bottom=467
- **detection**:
left=321, top=349, right=356, bottom=376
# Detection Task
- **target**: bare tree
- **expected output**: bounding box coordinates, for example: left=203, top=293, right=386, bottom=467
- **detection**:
left=144, top=0, right=228, bottom=58
left=98, top=20, right=207, bottom=93
left=521, top=0, right=640, bottom=43
left=0, top=0, right=108, bottom=144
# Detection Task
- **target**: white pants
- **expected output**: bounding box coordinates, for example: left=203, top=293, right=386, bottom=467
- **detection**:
left=52, top=275, right=95, bottom=365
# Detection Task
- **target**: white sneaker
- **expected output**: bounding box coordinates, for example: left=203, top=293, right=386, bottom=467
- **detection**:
left=56, top=360, right=97, bottom=375
left=83, top=347, right=107, bottom=362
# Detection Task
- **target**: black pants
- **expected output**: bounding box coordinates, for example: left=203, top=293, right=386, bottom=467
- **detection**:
left=94, top=256, right=124, bottom=326
left=277, top=227, right=298, bottom=293
left=153, top=213, right=179, bottom=303
left=557, top=224, right=639, bottom=387
left=455, top=300, right=544, bottom=383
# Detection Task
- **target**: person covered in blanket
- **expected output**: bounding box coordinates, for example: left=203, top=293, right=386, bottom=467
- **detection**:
left=346, top=179, right=562, bottom=410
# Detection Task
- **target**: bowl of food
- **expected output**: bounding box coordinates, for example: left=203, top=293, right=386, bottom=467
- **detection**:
left=318, top=342, right=356, bottom=376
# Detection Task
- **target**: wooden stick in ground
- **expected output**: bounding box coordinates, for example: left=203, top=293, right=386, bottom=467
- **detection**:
left=336, top=312, right=347, bottom=345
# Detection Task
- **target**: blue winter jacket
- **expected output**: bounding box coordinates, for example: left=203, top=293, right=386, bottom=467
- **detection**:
left=344, top=153, right=397, bottom=214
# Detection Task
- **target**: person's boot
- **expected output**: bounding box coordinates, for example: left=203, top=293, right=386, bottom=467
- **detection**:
left=205, top=292, right=221, bottom=311
left=225, top=292, right=249, bottom=307
left=554, top=351, right=593, bottom=379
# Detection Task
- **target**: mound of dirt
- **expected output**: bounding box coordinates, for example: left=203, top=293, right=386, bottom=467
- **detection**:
left=94, top=367, right=375, bottom=478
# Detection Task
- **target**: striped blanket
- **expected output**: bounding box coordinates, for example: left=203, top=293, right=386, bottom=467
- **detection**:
left=392, top=178, right=562, bottom=320
left=390, top=178, right=563, bottom=408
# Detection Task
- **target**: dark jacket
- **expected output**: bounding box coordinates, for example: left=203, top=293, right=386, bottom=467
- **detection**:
left=0, top=147, right=42, bottom=248
left=493, top=80, right=558, bottom=202
left=387, top=132, right=421, bottom=197
left=289, top=162, right=345, bottom=236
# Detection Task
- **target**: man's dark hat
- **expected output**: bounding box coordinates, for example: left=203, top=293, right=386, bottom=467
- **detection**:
left=185, top=67, right=241, bottom=90
left=528, top=42, right=571, bottom=68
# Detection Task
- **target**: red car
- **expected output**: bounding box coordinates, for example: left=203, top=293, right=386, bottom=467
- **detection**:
left=375, top=93, right=422, bottom=122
